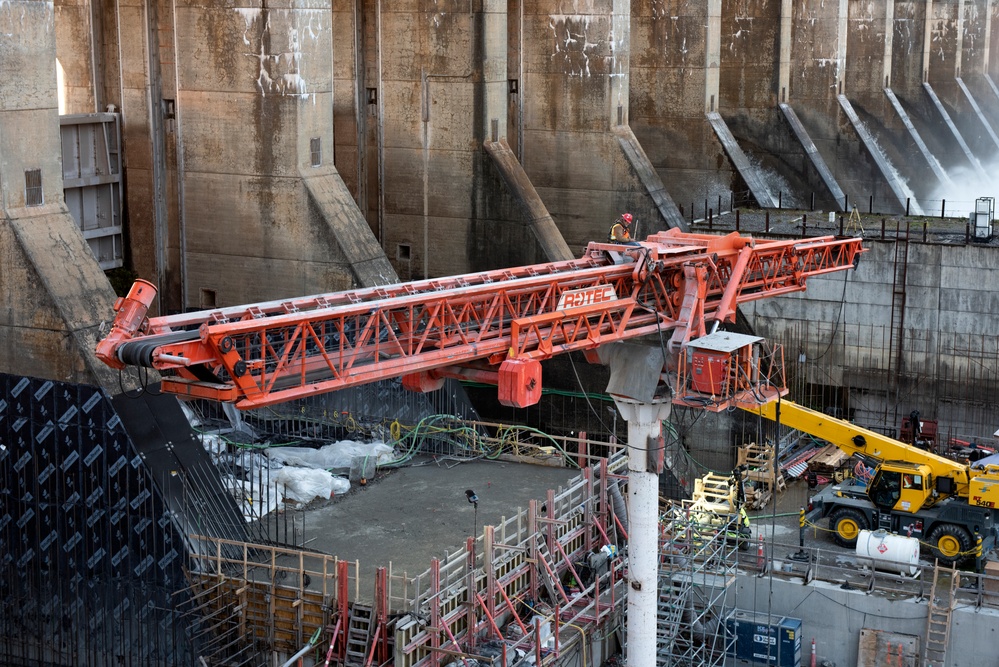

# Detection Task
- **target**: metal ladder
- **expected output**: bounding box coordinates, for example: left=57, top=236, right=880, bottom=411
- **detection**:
left=923, top=562, right=959, bottom=667
left=344, top=603, right=374, bottom=667
left=533, top=535, right=570, bottom=606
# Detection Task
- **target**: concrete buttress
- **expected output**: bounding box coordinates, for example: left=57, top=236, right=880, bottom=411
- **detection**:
left=0, top=0, right=132, bottom=390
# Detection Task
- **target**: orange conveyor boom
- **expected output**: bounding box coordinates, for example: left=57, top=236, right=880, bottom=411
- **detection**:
left=95, top=229, right=865, bottom=409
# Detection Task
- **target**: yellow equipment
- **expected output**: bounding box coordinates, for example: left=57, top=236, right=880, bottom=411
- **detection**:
left=743, top=399, right=999, bottom=566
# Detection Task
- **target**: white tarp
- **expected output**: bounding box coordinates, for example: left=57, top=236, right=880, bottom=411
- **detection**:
left=191, top=417, right=384, bottom=518
left=266, top=440, right=395, bottom=470
left=275, top=467, right=351, bottom=504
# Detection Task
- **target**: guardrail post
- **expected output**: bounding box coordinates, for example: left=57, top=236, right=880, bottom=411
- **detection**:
left=976, top=533, right=983, bottom=573
left=791, top=508, right=809, bottom=562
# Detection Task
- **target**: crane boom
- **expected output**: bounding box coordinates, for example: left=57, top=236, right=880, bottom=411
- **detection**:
left=96, top=229, right=865, bottom=409
left=743, top=399, right=973, bottom=492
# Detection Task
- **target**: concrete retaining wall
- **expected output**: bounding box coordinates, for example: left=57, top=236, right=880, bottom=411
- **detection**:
left=734, top=573, right=999, bottom=667
left=746, top=238, right=999, bottom=441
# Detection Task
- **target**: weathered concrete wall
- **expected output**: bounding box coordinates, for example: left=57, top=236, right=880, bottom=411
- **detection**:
left=519, top=0, right=669, bottom=253
left=746, top=240, right=999, bottom=442
left=0, top=0, right=127, bottom=389
left=171, top=3, right=395, bottom=306
left=788, top=0, right=906, bottom=213
left=0, top=210, right=122, bottom=388
left=374, top=1, right=551, bottom=280
left=631, top=0, right=739, bottom=214
left=54, top=0, right=96, bottom=113
left=332, top=0, right=362, bottom=217
left=51, top=0, right=999, bottom=286
left=990, top=0, right=999, bottom=76
left=115, top=0, right=161, bottom=303
left=719, top=0, right=839, bottom=210
left=889, top=0, right=970, bottom=174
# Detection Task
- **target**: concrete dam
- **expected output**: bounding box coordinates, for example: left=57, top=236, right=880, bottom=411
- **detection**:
left=4, top=0, right=999, bottom=665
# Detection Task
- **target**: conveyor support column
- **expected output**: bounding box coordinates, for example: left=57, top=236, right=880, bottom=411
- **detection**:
left=613, top=398, right=672, bottom=667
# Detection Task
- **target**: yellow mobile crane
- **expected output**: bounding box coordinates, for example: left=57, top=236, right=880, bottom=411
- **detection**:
left=744, top=399, right=999, bottom=566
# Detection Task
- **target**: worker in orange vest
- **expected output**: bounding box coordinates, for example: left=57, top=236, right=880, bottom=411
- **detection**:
left=608, top=213, right=635, bottom=242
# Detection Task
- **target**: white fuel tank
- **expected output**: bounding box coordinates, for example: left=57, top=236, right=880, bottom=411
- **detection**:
left=855, top=529, right=920, bottom=576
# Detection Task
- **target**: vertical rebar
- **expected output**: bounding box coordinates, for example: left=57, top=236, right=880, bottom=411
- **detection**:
left=765, top=211, right=770, bottom=233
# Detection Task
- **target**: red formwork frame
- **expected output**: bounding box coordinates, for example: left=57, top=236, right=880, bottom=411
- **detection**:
left=394, top=457, right=627, bottom=667
left=323, top=560, right=351, bottom=667
left=96, top=230, right=865, bottom=409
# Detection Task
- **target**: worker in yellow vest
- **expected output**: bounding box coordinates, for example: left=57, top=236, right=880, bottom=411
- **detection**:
left=608, top=213, right=636, bottom=243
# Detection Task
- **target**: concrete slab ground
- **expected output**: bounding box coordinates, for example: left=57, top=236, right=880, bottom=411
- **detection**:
left=265, top=453, right=839, bottom=591
left=273, top=456, right=579, bottom=582
left=748, top=476, right=815, bottom=547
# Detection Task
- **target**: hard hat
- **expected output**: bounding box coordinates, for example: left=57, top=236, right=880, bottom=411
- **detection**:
left=622, top=213, right=633, bottom=224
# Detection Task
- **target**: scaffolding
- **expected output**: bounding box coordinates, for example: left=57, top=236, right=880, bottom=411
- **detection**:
left=656, top=501, right=738, bottom=667
left=395, top=454, right=630, bottom=667
left=179, top=451, right=633, bottom=667
left=170, top=417, right=750, bottom=667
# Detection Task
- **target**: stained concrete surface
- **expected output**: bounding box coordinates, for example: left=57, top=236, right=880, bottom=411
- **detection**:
left=277, top=456, right=579, bottom=582
left=273, top=450, right=854, bottom=587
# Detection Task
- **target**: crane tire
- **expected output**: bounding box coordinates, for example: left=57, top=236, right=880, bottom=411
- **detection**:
left=928, top=524, right=972, bottom=566
left=829, top=508, right=868, bottom=548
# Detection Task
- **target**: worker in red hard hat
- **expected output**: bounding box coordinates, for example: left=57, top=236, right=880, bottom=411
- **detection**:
left=608, top=213, right=635, bottom=243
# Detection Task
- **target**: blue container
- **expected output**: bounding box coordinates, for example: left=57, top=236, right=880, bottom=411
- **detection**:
left=726, top=613, right=802, bottom=667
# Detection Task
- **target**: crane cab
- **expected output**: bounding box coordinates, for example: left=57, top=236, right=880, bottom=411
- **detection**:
left=867, top=461, right=936, bottom=514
